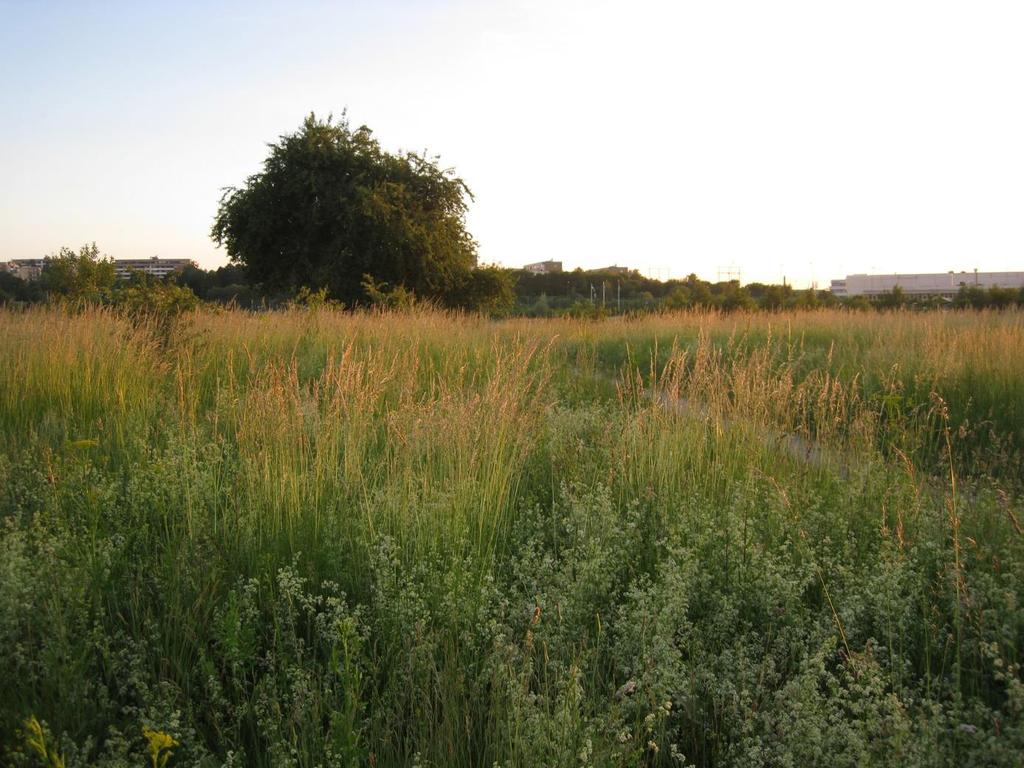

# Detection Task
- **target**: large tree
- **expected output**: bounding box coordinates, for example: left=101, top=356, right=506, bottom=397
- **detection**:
left=212, top=113, right=480, bottom=306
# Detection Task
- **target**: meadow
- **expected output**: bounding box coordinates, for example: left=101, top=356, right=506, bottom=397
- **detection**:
left=1, top=306, right=1022, bottom=767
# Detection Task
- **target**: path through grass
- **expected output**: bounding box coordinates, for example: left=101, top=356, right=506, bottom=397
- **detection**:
left=1, top=307, right=1022, bottom=766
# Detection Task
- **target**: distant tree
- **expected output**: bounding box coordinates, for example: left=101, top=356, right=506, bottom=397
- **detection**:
left=756, top=284, right=790, bottom=311
left=212, top=113, right=487, bottom=307
left=447, top=265, right=516, bottom=314
left=791, top=288, right=821, bottom=310
left=816, top=288, right=841, bottom=308
left=953, top=285, right=985, bottom=309
left=717, top=280, right=755, bottom=311
left=874, top=286, right=906, bottom=309
left=0, top=272, right=41, bottom=305
left=113, top=272, right=199, bottom=317
left=179, top=263, right=259, bottom=306
left=662, top=286, right=692, bottom=310
left=987, top=286, right=1018, bottom=309
left=40, top=243, right=117, bottom=304
left=682, top=274, right=714, bottom=307
left=911, top=294, right=945, bottom=310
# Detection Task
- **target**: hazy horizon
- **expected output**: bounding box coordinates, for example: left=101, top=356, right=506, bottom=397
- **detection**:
left=2, top=1, right=1022, bottom=288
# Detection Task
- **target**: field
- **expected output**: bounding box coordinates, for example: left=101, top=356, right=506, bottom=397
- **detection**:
left=2, top=306, right=1023, bottom=767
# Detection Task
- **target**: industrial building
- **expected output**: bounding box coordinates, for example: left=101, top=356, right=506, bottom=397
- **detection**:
left=830, top=271, right=1024, bottom=299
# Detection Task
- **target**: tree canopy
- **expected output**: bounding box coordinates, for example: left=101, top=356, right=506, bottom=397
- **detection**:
left=40, top=243, right=117, bottom=303
left=211, top=113, right=484, bottom=307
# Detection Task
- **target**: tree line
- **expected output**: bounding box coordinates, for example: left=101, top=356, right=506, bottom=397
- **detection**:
left=509, top=270, right=1024, bottom=316
left=5, top=248, right=1021, bottom=316
left=2, top=113, right=1021, bottom=315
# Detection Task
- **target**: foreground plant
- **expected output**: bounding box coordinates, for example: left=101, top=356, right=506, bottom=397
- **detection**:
left=0, top=306, right=1021, bottom=766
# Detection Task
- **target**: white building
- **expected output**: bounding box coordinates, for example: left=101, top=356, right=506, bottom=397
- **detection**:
left=523, top=260, right=563, bottom=274
left=113, top=257, right=194, bottom=280
left=830, top=271, right=1024, bottom=299
left=5, top=256, right=195, bottom=281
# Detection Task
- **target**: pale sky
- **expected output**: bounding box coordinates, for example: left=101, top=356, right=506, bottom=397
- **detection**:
left=1, top=1, right=1022, bottom=286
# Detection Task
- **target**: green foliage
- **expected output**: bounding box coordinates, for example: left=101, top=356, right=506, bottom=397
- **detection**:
left=39, top=244, right=117, bottom=304
left=113, top=274, right=199, bottom=317
left=12, top=244, right=207, bottom=320
left=0, top=272, right=42, bottom=305
left=954, top=284, right=1024, bottom=309
left=873, top=286, right=907, bottom=309
left=212, top=113, right=482, bottom=308
left=448, top=265, right=516, bottom=315
left=286, top=286, right=342, bottom=311
left=1, top=307, right=1023, bottom=766
left=177, top=264, right=257, bottom=307
left=360, top=275, right=418, bottom=310
left=512, top=271, right=831, bottom=315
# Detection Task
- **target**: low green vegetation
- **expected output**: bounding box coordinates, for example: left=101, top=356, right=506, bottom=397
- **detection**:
left=1, top=306, right=1022, bottom=766
left=5, top=240, right=1023, bottom=315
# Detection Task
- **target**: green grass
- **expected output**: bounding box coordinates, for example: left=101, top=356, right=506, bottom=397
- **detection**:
left=1, top=306, right=1023, bottom=767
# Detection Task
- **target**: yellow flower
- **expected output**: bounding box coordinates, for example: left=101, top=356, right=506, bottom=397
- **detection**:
left=143, top=727, right=180, bottom=768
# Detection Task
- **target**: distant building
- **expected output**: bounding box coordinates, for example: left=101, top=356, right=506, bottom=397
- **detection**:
left=5, top=259, right=47, bottom=281
left=4, top=256, right=195, bottom=282
left=523, top=260, right=563, bottom=274
left=113, top=257, right=195, bottom=280
left=594, top=265, right=631, bottom=276
left=830, top=271, right=1024, bottom=299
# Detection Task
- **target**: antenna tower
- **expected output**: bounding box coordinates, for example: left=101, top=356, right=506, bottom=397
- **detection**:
left=717, top=265, right=741, bottom=283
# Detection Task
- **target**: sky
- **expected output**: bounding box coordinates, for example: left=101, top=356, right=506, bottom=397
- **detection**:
left=1, top=1, right=1022, bottom=287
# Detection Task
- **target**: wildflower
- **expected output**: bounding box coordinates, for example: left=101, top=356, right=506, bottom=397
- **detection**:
left=143, top=726, right=180, bottom=768
left=577, top=737, right=593, bottom=763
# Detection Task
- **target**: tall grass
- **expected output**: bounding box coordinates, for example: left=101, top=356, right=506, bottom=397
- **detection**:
left=1, top=305, right=1022, bottom=767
